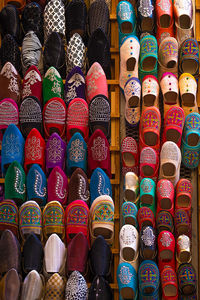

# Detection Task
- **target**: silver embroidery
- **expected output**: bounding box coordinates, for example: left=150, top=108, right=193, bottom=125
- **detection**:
left=47, top=137, right=63, bottom=163
left=14, top=166, right=25, bottom=194
left=78, top=174, right=90, bottom=201
left=138, top=0, right=154, bottom=17
left=97, top=171, right=111, bottom=196
left=91, top=137, right=108, bottom=161
left=69, top=139, right=85, bottom=162
left=4, top=134, right=20, bottom=159
left=55, top=171, right=66, bottom=199
left=26, top=136, right=42, bottom=160
left=2, top=63, right=20, bottom=96
left=34, top=169, right=46, bottom=197
left=141, top=226, right=155, bottom=246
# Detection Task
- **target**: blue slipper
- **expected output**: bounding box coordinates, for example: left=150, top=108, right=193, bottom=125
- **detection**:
left=117, top=262, right=138, bottom=299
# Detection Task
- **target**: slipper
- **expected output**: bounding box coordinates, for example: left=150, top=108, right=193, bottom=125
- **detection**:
left=0, top=268, right=21, bottom=300
left=67, top=98, right=89, bottom=142
left=0, top=62, right=21, bottom=105
left=89, top=276, right=113, bottom=300
left=178, top=263, right=197, bottom=296
left=140, top=178, right=156, bottom=207
left=1, top=124, right=25, bottom=176
left=138, top=260, right=159, bottom=296
left=67, top=232, right=89, bottom=276
left=156, top=21, right=174, bottom=47
left=0, top=200, right=18, bottom=237
left=140, top=146, right=159, bottom=182
left=124, top=77, right=141, bottom=127
left=161, top=266, right=178, bottom=299
left=174, top=0, right=193, bottom=29
left=158, top=37, right=178, bottom=76
left=66, top=132, right=87, bottom=176
left=179, top=73, right=198, bottom=116
left=6, top=0, right=26, bottom=11
left=156, top=0, right=173, bottom=28
left=119, top=36, right=140, bottom=91
left=137, top=207, right=155, bottom=230
left=43, top=97, right=66, bottom=140
left=174, top=208, right=191, bottom=237
left=137, top=0, right=155, bottom=35
left=124, top=171, right=139, bottom=203
left=44, top=273, right=65, bottom=300
left=182, top=113, right=200, bottom=147
left=179, top=38, right=199, bottom=78
left=19, top=96, right=43, bottom=138
left=88, top=129, right=111, bottom=178
left=122, top=201, right=138, bottom=227
left=47, top=166, right=68, bottom=205
left=65, top=200, right=90, bottom=244
left=5, top=161, right=26, bottom=205
left=121, top=137, right=139, bottom=176
left=26, top=164, right=47, bottom=206
left=42, top=67, right=64, bottom=105
left=20, top=270, right=44, bottom=300
left=117, top=262, right=137, bottom=299
left=22, top=66, right=42, bottom=102
left=26, top=0, right=46, bottom=10
left=176, top=234, right=191, bottom=264
left=142, top=75, right=159, bottom=110
left=158, top=230, right=175, bottom=261
left=117, top=1, right=137, bottom=47
left=89, top=95, right=110, bottom=142
left=156, top=210, right=174, bottom=233
left=43, top=32, right=66, bottom=79
left=139, top=61, right=158, bottom=82
left=163, top=106, right=185, bottom=147
left=176, top=179, right=192, bottom=210
left=67, top=33, right=86, bottom=75
left=43, top=201, right=65, bottom=241
left=90, top=167, right=112, bottom=205
left=120, top=224, right=139, bottom=263
left=159, top=141, right=181, bottom=186
left=140, top=35, right=158, bottom=71
left=19, top=201, right=42, bottom=242
left=65, top=66, right=86, bottom=107
left=45, top=132, right=66, bottom=175
left=68, top=168, right=90, bottom=205
left=90, top=195, right=114, bottom=245
left=175, top=21, right=194, bottom=48
left=140, top=225, right=157, bottom=260
left=139, top=106, right=161, bottom=153
left=65, top=271, right=88, bottom=300
left=156, top=179, right=174, bottom=217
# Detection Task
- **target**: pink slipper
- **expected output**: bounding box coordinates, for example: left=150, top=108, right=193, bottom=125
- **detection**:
left=121, top=137, right=139, bottom=176
left=140, top=146, right=159, bottom=183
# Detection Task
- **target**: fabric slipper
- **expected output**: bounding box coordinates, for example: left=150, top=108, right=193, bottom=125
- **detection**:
left=67, top=33, right=86, bottom=75
left=43, top=66, right=64, bottom=105
left=176, top=178, right=192, bottom=210
left=65, top=271, right=87, bottom=300
left=161, top=266, right=178, bottom=299
left=140, top=35, right=158, bottom=71
left=174, top=0, right=193, bottom=29
left=139, top=146, right=159, bottom=183
left=44, top=273, right=65, bottom=300
left=182, top=112, right=200, bottom=147
left=117, top=262, right=137, bottom=299
left=121, top=136, right=139, bottom=176
left=89, top=276, right=113, bottom=300
left=0, top=200, right=18, bottom=237
left=156, top=0, right=173, bottom=28
left=20, top=270, right=44, bottom=300
left=140, top=178, right=156, bottom=206
left=47, top=166, right=68, bottom=205
left=140, top=225, right=156, bottom=260
left=124, top=171, right=139, bottom=203
left=174, top=208, right=191, bottom=237
left=156, top=210, right=174, bottom=234
left=178, top=263, right=196, bottom=296
left=122, top=201, right=138, bottom=227
left=156, top=179, right=174, bottom=216
left=179, top=38, right=199, bottom=78
left=22, top=65, right=42, bottom=102
left=179, top=73, right=198, bottom=116
left=65, top=66, right=85, bottom=107
left=137, top=206, right=155, bottom=230
left=138, top=260, right=159, bottom=296
left=142, top=75, right=159, bottom=110
left=120, top=224, right=139, bottom=263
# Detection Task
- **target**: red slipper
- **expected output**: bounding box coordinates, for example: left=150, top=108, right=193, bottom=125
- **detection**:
left=67, top=98, right=89, bottom=142
left=175, top=179, right=192, bottom=214
left=121, top=137, right=139, bottom=176
left=156, top=179, right=174, bottom=216
left=22, top=65, right=42, bottom=102
left=158, top=230, right=175, bottom=262
left=139, top=147, right=159, bottom=182
left=161, top=266, right=178, bottom=300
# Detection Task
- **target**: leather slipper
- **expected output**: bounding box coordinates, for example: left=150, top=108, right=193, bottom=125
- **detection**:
left=88, top=276, right=113, bottom=300
left=121, top=136, right=139, bottom=176
left=65, top=66, right=85, bottom=106
left=139, top=146, right=159, bottom=183
left=20, top=270, right=44, bottom=300
left=0, top=268, right=21, bottom=300
left=22, top=65, right=42, bottom=102
left=142, top=75, right=159, bottom=110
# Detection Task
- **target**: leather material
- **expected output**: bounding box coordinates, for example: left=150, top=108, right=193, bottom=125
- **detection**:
left=20, top=270, right=44, bottom=300
left=0, top=268, right=20, bottom=300
left=23, top=233, right=43, bottom=273
left=88, top=276, right=113, bottom=300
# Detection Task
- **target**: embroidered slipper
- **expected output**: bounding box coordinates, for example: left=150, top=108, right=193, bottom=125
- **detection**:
left=86, top=62, right=108, bottom=104
left=0, top=100, right=20, bottom=137
left=120, top=224, right=139, bottom=263
left=65, top=271, right=88, bottom=300
left=47, top=166, right=68, bottom=205
left=176, top=179, right=192, bottom=210
left=140, top=226, right=156, bottom=260
left=156, top=21, right=174, bottom=47
left=21, top=31, right=43, bottom=76
left=124, top=77, right=141, bottom=127
left=156, top=0, right=173, bottom=28
left=140, top=35, right=158, bottom=72
left=138, top=260, right=159, bottom=296
left=21, top=2, right=43, bottom=44
left=137, top=0, right=155, bottom=35
left=24, top=128, right=45, bottom=173
left=176, top=234, right=191, bottom=264
left=139, top=106, right=161, bottom=153
left=46, top=133, right=66, bottom=175
left=179, top=38, right=199, bottom=78
left=140, top=178, right=156, bottom=206
left=159, top=141, right=181, bottom=186
left=178, top=263, right=197, bottom=295
left=175, top=21, right=194, bottom=49
left=43, top=201, right=65, bottom=241
left=0, top=268, right=21, bottom=300
left=43, top=233, right=66, bottom=275
left=65, top=0, right=87, bottom=42
left=117, top=262, right=137, bottom=299
left=65, top=200, right=90, bottom=244
left=26, top=164, right=47, bottom=206
left=156, top=179, right=174, bottom=216
left=22, top=66, right=42, bottom=102
left=89, top=95, right=111, bottom=142
left=117, top=1, right=137, bottom=47
left=88, top=129, right=111, bottom=178
left=174, top=0, right=193, bottom=29
left=0, top=34, right=22, bottom=76
left=67, top=98, right=89, bottom=142
left=22, top=233, right=43, bottom=273
left=121, top=137, right=139, bottom=176
left=68, top=168, right=90, bottom=205
left=158, top=37, right=178, bottom=77
left=89, top=276, right=113, bottom=300
left=139, top=146, right=159, bottom=182
left=66, top=132, right=87, bottom=176
left=1, top=124, right=25, bottom=176
left=19, top=201, right=42, bottom=241
left=43, top=0, right=65, bottom=42
left=43, top=67, right=64, bottom=105
left=122, top=201, right=138, bottom=227
left=20, top=270, right=44, bottom=300
left=67, top=232, right=89, bottom=276
left=19, top=96, right=43, bottom=138
left=0, top=200, right=18, bottom=237
left=90, top=167, right=112, bottom=205
left=161, top=266, right=178, bottom=299
left=174, top=208, right=191, bottom=237
left=179, top=73, right=198, bottom=116
left=67, top=33, right=86, bottom=75
left=43, top=97, right=66, bottom=140
left=90, top=195, right=114, bottom=245
left=124, top=172, right=139, bottom=203
left=43, top=32, right=66, bottom=79
left=119, top=36, right=140, bottom=91
left=142, top=75, right=159, bottom=110
left=139, top=59, right=158, bottom=82
left=163, top=106, right=185, bottom=147
left=65, top=66, right=85, bottom=107
left=137, top=207, right=155, bottom=230
left=44, top=273, right=65, bottom=300
left=0, top=62, right=21, bottom=105
left=158, top=230, right=175, bottom=263
left=157, top=210, right=174, bottom=235
left=182, top=113, right=200, bottom=147
left=181, top=138, right=200, bottom=169
left=5, top=161, right=26, bottom=205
